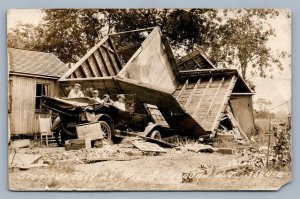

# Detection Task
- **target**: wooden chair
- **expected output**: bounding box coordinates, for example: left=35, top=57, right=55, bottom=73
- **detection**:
left=38, top=116, right=56, bottom=146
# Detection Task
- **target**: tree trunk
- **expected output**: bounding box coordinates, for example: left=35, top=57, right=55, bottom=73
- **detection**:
left=240, top=58, right=247, bottom=79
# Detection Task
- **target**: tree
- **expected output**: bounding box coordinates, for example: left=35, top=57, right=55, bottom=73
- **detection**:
left=8, top=9, right=106, bottom=63
left=7, top=8, right=289, bottom=80
left=209, top=9, right=289, bottom=79
left=8, top=23, right=45, bottom=51
left=104, top=9, right=217, bottom=55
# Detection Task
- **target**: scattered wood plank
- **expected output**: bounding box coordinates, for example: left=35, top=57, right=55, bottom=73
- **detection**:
left=82, top=156, right=142, bottom=164
left=213, top=148, right=235, bottom=155
left=9, top=153, right=41, bottom=168
left=122, top=131, right=178, bottom=148
left=10, top=139, right=30, bottom=149
left=132, top=140, right=166, bottom=153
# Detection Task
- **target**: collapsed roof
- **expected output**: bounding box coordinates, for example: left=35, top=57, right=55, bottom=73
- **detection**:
left=176, top=48, right=216, bottom=70
left=173, top=68, right=253, bottom=134
left=59, top=26, right=254, bottom=138
left=59, top=27, right=180, bottom=92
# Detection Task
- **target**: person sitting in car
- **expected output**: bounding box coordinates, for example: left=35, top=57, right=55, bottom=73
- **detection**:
left=91, top=89, right=101, bottom=103
left=67, top=83, right=84, bottom=98
left=113, top=94, right=126, bottom=111
left=102, top=94, right=114, bottom=105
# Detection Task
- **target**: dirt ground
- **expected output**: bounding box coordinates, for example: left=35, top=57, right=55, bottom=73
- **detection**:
left=8, top=138, right=291, bottom=191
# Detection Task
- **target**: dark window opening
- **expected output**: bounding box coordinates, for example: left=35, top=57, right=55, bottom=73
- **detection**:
left=35, top=83, right=49, bottom=113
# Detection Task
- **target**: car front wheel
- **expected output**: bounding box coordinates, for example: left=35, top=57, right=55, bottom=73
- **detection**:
left=99, top=120, right=112, bottom=141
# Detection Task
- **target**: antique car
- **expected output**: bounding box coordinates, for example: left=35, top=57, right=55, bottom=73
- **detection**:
left=42, top=95, right=170, bottom=146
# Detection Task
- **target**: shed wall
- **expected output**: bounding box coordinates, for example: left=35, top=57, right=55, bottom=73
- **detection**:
left=9, top=75, right=62, bottom=135
left=230, top=95, right=255, bottom=135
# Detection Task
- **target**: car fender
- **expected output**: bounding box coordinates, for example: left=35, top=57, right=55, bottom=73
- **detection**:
left=140, top=123, right=163, bottom=137
left=97, top=114, right=114, bottom=125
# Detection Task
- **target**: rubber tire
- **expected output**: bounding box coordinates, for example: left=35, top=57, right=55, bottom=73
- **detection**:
left=54, top=128, right=65, bottom=146
left=99, top=120, right=112, bottom=141
left=150, top=130, right=162, bottom=140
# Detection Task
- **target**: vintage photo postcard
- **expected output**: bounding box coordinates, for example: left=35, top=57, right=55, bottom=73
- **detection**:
left=7, top=8, right=291, bottom=191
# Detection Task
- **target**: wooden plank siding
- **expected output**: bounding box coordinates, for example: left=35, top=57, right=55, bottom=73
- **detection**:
left=9, top=75, right=63, bottom=135
left=173, top=75, right=237, bottom=132
left=230, top=95, right=255, bottom=135
left=63, top=37, right=122, bottom=79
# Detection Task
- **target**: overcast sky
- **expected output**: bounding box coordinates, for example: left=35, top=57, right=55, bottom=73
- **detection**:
left=7, top=9, right=292, bottom=113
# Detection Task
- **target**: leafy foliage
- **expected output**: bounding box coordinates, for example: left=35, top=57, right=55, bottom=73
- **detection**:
left=210, top=9, right=289, bottom=79
left=7, top=9, right=289, bottom=81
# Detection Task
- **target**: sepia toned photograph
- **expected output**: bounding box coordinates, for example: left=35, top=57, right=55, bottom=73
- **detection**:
left=7, top=8, right=291, bottom=191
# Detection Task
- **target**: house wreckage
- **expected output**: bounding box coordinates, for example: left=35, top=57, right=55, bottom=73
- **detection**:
left=52, top=27, right=255, bottom=145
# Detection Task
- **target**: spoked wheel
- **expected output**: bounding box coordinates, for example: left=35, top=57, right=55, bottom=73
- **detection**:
left=150, top=130, right=162, bottom=140
left=54, top=128, right=65, bottom=146
left=99, top=120, right=112, bottom=141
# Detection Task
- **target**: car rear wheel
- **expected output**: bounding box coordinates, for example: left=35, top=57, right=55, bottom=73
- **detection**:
left=99, top=120, right=112, bottom=141
left=150, top=130, right=161, bottom=140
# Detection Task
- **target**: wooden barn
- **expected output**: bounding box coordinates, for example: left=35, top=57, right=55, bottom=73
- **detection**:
left=8, top=48, right=69, bottom=135
left=58, top=27, right=254, bottom=140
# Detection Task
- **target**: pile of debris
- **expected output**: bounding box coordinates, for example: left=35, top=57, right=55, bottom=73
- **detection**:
left=8, top=136, right=172, bottom=170
left=182, top=146, right=271, bottom=183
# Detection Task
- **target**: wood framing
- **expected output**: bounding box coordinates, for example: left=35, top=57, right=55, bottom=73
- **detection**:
left=185, top=78, right=200, bottom=109
left=201, top=77, right=225, bottom=126
left=192, top=77, right=213, bottom=118
left=210, top=76, right=237, bottom=134
left=176, top=79, right=189, bottom=100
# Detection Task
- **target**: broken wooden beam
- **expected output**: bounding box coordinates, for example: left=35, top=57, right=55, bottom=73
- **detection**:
left=121, top=131, right=178, bottom=148
left=132, top=140, right=166, bottom=153
left=82, top=156, right=142, bottom=164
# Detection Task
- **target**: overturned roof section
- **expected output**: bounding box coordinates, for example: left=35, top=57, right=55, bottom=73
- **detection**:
left=59, top=77, right=207, bottom=137
left=8, top=48, right=68, bottom=79
left=59, top=27, right=180, bottom=92
left=59, top=27, right=254, bottom=137
left=180, top=68, right=253, bottom=94
left=173, top=68, right=253, bottom=133
left=176, top=48, right=216, bottom=71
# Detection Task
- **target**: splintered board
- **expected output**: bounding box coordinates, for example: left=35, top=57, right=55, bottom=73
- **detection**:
left=132, top=140, right=166, bottom=153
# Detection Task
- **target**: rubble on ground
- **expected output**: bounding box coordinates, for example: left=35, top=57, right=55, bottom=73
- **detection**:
left=8, top=131, right=278, bottom=173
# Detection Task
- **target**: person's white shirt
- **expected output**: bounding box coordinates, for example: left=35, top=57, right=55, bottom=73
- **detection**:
left=68, top=89, right=84, bottom=98
left=113, top=101, right=126, bottom=111
left=92, top=97, right=102, bottom=103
